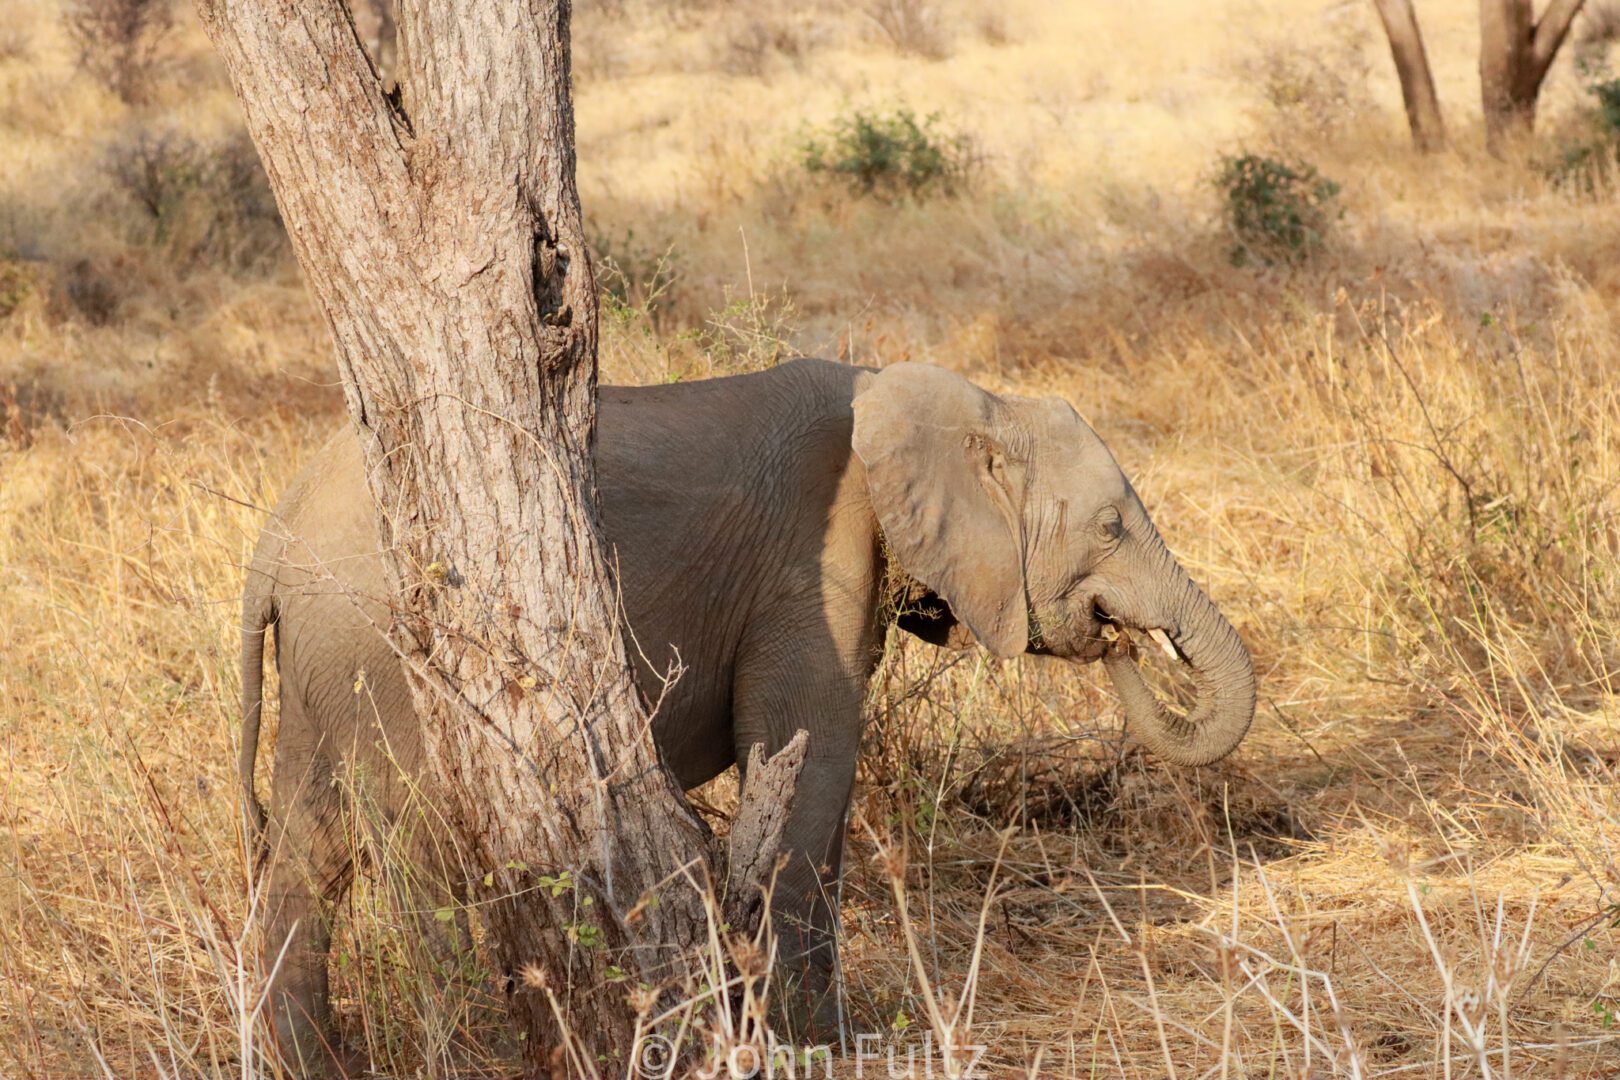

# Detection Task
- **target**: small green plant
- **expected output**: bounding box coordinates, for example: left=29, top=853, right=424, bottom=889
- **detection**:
left=1214, top=153, right=1341, bottom=267
left=565, top=920, right=603, bottom=949
left=537, top=869, right=575, bottom=896
left=700, top=284, right=799, bottom=374
left=592, top=227, right=679, bottom=324
left=802, top=107, right=975, bottom=199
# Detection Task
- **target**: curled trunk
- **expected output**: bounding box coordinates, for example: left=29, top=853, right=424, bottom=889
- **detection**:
left=1099, top=554, right=1256, bottom=767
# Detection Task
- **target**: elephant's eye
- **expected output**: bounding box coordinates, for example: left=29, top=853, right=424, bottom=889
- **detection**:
left=1093, top=505, right=1124, bottom=541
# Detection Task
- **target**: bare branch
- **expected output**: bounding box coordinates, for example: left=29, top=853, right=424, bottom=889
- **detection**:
left=1532, top=0, right=1587, bottom=77
left=723, top=730, right=810, bottom=934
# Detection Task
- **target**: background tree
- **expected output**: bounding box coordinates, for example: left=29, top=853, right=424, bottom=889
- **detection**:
left=196, top=0, right=802, bottom=1069
left=1479, top=0, right=1585, bottom=151
left=1371, top=0, right=1447, bottom=151
left=1369, top=0, right=1587, bottom=153
left=62, top=0, right=174, bottom=105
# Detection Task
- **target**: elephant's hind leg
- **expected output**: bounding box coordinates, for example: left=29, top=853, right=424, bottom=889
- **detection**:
left=260, top=722, right=357, bottom=1076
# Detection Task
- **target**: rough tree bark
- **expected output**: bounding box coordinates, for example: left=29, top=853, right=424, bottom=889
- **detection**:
left=1479, top=0, right=1586, bottom=153
left=1371, top=0, right=1447, bottom=151
left=196, top=0, right=803, bottom=1071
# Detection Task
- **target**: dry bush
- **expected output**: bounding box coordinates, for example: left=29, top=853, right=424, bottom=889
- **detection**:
left=100, top=125, right=206, bottom=236
left=61, top=0, right=175, bottom=105
left=717, top=14, right=811, bottom=78
left=1242, top=31, right=1375, bottom=151
left=974, top=8, right=1010, bottom=47
left=859, top=0, right=950, bottom=60
left=99, top=124, right=285, bottom=272
left=0, top=24, right=33, bottom=63
left=47, top=255, right=125, bottom=325
left=0, top=377, right=62, bottom=446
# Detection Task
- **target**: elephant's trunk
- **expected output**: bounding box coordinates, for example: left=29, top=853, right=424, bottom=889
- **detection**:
left=1098, top=549, right=1255, bottom=767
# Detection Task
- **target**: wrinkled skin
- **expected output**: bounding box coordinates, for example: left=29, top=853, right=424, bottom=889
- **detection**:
left=241, top=358, right=1255, bottom=1070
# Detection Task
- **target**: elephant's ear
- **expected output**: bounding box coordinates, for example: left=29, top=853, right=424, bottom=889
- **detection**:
left=851, top=363, right=1028, bottom=658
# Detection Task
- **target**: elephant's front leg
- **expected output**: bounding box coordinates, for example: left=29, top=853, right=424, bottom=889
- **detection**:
left=732, top=641, right=864, bottom=1044
left=763, top=752, right=856, bottom=1038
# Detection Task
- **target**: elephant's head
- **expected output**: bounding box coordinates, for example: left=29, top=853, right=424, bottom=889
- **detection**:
left=851, top=363, right=1255, bottom=767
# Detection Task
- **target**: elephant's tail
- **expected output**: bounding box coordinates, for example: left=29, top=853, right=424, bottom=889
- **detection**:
left=239, top=573, right=276, bottom=845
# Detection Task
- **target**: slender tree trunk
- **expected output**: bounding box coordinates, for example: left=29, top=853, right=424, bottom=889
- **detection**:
left=1480, top=0, right=1586, bottom=153
left=1372, top=0, right=1447, bottom=151
left=196, top=1, right=803, bottom=1070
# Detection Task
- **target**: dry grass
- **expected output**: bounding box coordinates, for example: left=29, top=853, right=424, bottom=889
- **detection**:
left=3, top=0, right=1620, bottom=1076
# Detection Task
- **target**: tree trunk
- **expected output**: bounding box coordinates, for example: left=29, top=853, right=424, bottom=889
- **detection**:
left=1479, top=0, right=1586, bottom=154
left=196, top=1, right=801, bottom=1071
left=1371, top=0, right=1447, bottom=151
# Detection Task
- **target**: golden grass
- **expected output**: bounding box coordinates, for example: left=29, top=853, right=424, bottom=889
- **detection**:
left=3, top=0, right=1620, bottom=1075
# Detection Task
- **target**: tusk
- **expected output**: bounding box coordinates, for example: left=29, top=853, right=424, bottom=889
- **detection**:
left=1148, top=627, right=1178, bottom=661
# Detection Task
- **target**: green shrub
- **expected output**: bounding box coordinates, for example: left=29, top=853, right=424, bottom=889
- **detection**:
left=1592, top=76, right=1620, bottom=132
left=1214, top=153, right=1340, bottom=267
left=802, top=107, right=975, bottom=199
left=1543, top=76, right=1620, bottom=192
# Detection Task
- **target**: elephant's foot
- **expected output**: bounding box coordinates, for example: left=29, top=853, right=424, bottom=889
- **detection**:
left=271, top=997, right=365, bottom=1079
left=274, top=1037, right=370, bottom=1080
left=769, top=930, right=842, bottom=1046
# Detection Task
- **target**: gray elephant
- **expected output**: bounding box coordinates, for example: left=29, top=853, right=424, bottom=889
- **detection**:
left=240, top=358, right=1255, bottom=1069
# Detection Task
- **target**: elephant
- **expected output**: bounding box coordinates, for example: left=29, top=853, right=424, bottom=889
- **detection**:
left=239, top=357, right=1255, bottom=1070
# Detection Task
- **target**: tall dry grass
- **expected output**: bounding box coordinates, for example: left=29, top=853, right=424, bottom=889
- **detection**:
left=3, top=0, right=1619, bottom=1075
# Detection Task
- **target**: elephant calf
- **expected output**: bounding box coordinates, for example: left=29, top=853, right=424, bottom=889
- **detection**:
left=240, top=358, right=1255, bottom=1067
